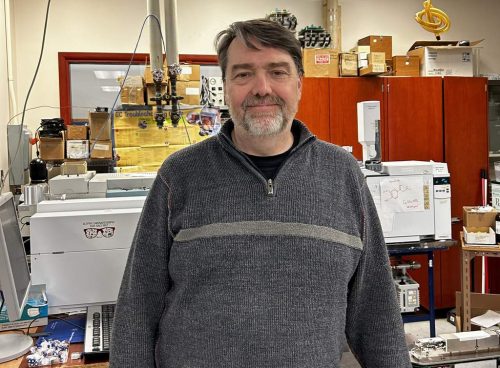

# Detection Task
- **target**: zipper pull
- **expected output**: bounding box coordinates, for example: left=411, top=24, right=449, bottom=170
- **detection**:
left=267, top=178, right=274, bottom=196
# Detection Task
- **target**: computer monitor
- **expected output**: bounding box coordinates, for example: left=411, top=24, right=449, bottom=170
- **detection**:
left=0, top=192, right=33, bottom=363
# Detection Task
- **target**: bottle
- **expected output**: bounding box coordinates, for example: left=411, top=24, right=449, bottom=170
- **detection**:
left=496, top=212, right=500, bottom=244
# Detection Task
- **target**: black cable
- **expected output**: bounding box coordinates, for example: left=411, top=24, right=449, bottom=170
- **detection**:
left=1, top=0, right=52, bottom=193
left=89, top=14, right=167, bottom=155
left=0, top=291, right=5, bottom=319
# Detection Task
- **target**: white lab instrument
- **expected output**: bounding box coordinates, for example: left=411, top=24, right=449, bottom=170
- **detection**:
left=30, top=197, right=145, bottom=314
left=364, top=161, right=452, bottom=243
left=357, top=101, right=381, bottom=164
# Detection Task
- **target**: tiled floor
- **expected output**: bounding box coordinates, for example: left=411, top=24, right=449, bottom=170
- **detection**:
left=340, top=318, right=457, bottom=367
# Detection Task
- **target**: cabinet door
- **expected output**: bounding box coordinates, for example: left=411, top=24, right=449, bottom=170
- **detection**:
left=296, top=78, right=331, bottom=142
left=383, top=77, right=444, bottom=162
left=443, top=76, right=489, bottom=306
left=329, top=78, right=384, bottom=160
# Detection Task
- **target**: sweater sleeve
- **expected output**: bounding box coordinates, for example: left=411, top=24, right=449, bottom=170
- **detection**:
left=345, top=180, right=412, bottom=367
left=109, top=174, right=172, bottom=367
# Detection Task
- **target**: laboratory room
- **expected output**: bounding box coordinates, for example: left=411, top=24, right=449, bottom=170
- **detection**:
left=1, top=0, right=500, bottom=367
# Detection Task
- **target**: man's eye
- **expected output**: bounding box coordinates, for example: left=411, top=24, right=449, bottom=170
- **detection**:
left=233, top=72, right=251, bottom=80
left=271, top=70, right=289, bottom=78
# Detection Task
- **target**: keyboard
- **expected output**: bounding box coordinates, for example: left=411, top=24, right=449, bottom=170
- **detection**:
left=83, top=304, right=115, bottom=357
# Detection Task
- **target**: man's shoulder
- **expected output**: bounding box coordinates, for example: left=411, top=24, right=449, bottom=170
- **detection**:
left=312, top=139, right=358, bottom=160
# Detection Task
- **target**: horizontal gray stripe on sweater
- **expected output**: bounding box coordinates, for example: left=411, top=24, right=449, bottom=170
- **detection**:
left=174, top=221, right=363, bottom=250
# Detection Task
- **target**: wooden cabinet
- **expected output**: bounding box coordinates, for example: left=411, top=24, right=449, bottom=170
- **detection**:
left=296, top=78, right=330, bottom=142
left=297, top=76, right=489, bottom=309
left=383, top=77, right=443, bottom=162
left=442, top=77, right=489, bottom=306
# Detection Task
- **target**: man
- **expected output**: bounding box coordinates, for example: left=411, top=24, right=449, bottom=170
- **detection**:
left=110, top=19, right=412, bottom=367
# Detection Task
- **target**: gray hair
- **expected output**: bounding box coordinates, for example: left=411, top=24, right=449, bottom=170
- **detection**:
left=214, top=18, right=304, bottom=81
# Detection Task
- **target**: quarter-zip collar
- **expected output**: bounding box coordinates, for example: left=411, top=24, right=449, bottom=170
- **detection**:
left=217, top=119, right=316, bottom=196
left=218, top=119, right=316, bottom=160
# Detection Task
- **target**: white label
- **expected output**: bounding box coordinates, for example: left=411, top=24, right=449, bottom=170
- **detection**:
left=315, top=54, right=331, bottom=65
left=94, top=143, right=108, bottom=151
left=180, top=66, right=193, bottom=75
left=185, top=87, right=200, bottom=96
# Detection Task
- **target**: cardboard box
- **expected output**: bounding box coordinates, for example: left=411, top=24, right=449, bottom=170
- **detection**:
left=462, top=206, right=497, bottom=227
left=177, top=81, right=201, bottom=105
left=90, top=140, right=113, bottom=159
left=302, top=48, right=339, bottom=78
left=66, top=140, right=89, bottom=159
left=463, top=226, right=496, bottom=245
left=120, top=87, right=145, bottom=105
left=368, top=52, right=386, bottom=64
left=408, top=45, right=473, bottom=77
left=340, top=53, right=358, bottom=76
left=118, top=76, right=145, bottom=105
left=358, top=35, right=392, bottom=60
left=393, top=55, right=420, bottom=77
left=177, top=64, right=201, bottom=82
left=359, top=63, right=386, bottom=76
left=39, top=136, right=65, bottom=160
left=89, top=111, right=111, bottom=141
left=66, top=125, right=88, bottom=140
left=60, top=161, right=87, bottom=175
left=455, top=291, right=500, bottom=332
left=0, top=284, right=48, bottom=331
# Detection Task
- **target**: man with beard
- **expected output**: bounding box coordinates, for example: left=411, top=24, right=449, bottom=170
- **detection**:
left=110, top=19, right=412, bottom=368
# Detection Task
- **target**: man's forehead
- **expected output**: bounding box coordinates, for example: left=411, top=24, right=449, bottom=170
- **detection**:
left=227, top=38, right=294, bottom=67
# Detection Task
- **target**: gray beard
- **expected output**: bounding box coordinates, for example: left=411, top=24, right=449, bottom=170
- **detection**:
left=239, top=108, right=287, bottom=136
left=229, top=95, right=290, bottom=136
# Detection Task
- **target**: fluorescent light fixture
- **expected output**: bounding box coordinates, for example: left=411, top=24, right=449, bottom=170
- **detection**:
left=101, top=86, right=121, bottom=92
left=94, top=71, right=126, bottom=79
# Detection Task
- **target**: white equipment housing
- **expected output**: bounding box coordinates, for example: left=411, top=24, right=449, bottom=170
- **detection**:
left=364, top=161, right=452, bottom=243
left=357, top=101, right=381, bottom=163
left=30, top=197, right=146, bottom=314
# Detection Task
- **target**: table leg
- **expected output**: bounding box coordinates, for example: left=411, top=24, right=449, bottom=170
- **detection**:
left=428, top=251, right=436, bottom=337
left=461, top=250, right=472, bottom=331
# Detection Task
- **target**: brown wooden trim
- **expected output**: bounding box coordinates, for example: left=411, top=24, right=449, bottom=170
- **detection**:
left=58, top=52, right=218, bottom=123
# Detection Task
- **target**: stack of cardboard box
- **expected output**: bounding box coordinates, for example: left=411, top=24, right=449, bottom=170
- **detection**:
left=145, top=64, right=201, bottom=106
left=177, top=64, right=201, bottom=105
left=356, top=35, right=392, bottom=76
left=89, top=111, right=113, bottom=159
left=66, top=124, right=89, bottom=159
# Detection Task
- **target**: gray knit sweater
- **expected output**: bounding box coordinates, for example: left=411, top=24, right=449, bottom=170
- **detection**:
left=110, top=120, right=412, bottom=368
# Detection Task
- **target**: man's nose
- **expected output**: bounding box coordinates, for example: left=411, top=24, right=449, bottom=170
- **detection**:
left=251, top=72, right=272, bottom=96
